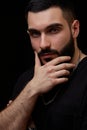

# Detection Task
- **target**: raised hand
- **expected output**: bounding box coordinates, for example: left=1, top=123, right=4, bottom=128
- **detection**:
left=29, top=52, right=75, bottom=95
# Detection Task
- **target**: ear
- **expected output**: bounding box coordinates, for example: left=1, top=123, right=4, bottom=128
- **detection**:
left=71, top=20, right=80, bottom=38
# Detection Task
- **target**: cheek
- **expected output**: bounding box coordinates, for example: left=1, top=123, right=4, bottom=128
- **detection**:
left=31, top=39, right=40, bottom=51
left=52, top=32, right=70, bottom=50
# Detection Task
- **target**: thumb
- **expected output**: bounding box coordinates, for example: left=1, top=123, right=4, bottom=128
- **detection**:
left=34, top=51, right=41, bottom=70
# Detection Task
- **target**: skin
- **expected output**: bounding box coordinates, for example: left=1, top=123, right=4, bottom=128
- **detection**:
left=0, top=7, right=86, bottom=130
left=27, top=7, right=80, bottom=65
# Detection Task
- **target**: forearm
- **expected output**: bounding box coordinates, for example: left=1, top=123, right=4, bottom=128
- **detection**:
left=0, top=84, right=38, bottom=130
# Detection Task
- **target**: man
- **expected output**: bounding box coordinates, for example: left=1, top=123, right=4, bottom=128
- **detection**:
left=0, top=0, right=87, bottom=130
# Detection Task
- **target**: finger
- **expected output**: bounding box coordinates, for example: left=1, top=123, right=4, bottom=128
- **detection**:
left=34, top=51, right=41, bottom=70
left=46, top=56, right=71, bottom=66
left=54, top=63, right=75, bottom=71
left=54, top=77, right=68, bottom=84
left=50, top=69, right=70, bottom=78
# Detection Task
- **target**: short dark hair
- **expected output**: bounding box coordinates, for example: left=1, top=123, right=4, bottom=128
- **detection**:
left=25, top=0, right=77, bottom=23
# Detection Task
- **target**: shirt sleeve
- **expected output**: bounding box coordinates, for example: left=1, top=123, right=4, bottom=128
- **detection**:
left=11, top=67, right=34, bottom=100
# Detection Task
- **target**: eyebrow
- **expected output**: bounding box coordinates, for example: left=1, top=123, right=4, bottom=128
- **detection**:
left=45, top=23, right=63, bottom=30
left=28, top=23, right=63, bottom=33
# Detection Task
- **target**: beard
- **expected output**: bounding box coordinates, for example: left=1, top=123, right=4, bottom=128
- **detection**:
left=38, top=35, right=75, bottom=101
left=38, top=35, right=75, bottom=65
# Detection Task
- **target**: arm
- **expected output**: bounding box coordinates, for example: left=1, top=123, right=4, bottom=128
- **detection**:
left=0, top=52, right=75, bottom=130
left=0, top=85, right=38, bottom=130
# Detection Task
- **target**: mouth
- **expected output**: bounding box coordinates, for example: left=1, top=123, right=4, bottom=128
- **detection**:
left=39, top=52, right=58, bottom=64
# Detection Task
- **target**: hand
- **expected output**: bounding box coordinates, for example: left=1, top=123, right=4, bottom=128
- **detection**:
left=29, top=52, right=75, bottom=95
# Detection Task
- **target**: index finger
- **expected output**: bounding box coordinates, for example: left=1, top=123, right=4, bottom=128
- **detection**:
left=46, top=56, right=71, bottom=66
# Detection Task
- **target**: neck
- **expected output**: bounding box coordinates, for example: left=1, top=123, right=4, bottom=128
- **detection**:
left=71, top=48, right=87, bottom=68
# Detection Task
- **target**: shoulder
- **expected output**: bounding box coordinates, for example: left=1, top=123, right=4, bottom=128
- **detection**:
left=77, top=56, right=87, bottom=73
left=11, top=67, right=34, bottom=99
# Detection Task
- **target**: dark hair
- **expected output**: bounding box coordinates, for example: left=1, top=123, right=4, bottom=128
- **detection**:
left=25, top=0, right=77, bottom=23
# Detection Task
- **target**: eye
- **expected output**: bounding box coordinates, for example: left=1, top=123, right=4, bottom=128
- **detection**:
left=27, top=30, right=41, bottom=38
left=31, top=32, right=40, bottom=38
left=47, top=25, right=62, bottom=35
left=47, top=27, right=61, bottom=35
left=50, top=28, right=59, bottom=34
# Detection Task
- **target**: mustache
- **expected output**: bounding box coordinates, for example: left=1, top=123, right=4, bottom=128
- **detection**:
left=38, top=49, right=59, bottom=57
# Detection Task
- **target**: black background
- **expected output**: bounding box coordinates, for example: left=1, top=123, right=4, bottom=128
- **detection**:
left=1, top=0, right=34, bottom=109
left=0, top=0, right=87, bottom=110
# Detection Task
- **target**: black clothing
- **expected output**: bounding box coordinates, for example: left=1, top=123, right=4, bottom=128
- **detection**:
left=12, top=57, right=87, bottom=130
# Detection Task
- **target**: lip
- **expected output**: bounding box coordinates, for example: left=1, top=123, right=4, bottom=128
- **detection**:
left=39, top=52, right=59, bottom=64
left=40, top=53, right=55, bottom=59
left=40, top=52, right=56, bottom=57
left=42, top=53, right=53, bottom=58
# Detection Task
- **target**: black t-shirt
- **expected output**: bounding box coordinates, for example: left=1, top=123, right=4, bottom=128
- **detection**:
left=12, top=57, right=87, bottom=130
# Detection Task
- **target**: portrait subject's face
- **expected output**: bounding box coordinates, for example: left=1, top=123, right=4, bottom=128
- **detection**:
left=27, top=7, right=79, bottom=64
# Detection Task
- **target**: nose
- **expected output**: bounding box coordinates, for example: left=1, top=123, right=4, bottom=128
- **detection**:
left=40, top=33, right=51, bottom=50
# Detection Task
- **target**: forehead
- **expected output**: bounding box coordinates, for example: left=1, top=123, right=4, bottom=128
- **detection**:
left=27, top=7, right=68, bottom=29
